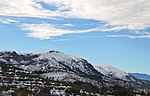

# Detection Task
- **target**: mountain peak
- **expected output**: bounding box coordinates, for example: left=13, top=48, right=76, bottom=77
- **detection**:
left=33, top=50, right=60, bottom=54
left=0, top=51, right=17, bottom=54
left=0, top=50, right=102, bottom=81
left=33, top=50, right=83, bottom=63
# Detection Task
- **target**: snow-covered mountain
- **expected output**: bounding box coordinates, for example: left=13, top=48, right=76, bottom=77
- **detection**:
left=129, top=73, right=150, bottom=81
left=1, top=50, right=150, bottom=91
left=0, top=50, right=139, bottom=83
left=0, top=51, right=150, bottom=96
left=0, top=50, right=137, bottom=82
left=93, top=64, right=136, bottom=81
left=0, top=50, right=101, bottom=82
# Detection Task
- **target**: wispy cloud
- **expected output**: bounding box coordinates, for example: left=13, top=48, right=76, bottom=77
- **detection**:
left=22, top=24, right=71, bottom=39
left=22, top=23, right=99, bottom=39
left=0, top=19, right=20, bottom=24
left=21, top=23, right=150, bottom=39
left=106, top=34, right=150, bottom=39
left=129, top=35, right=150, bottom=39
left=53, top=38, right=75, bottom=42
left=53, top=34, right=150, bottom=42
left=63, top=24, right=74, bottom=27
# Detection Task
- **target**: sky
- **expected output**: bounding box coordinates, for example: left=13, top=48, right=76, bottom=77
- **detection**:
left=0, top=0, right=150, bottom=74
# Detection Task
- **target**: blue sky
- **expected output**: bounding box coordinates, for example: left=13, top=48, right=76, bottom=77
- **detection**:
left=0, top=0, right=150, bottom=74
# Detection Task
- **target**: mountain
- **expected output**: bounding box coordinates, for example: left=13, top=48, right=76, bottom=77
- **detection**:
left=0, top=50, right=101, bottom=83
left=93, top=64, right=136, bottom=81
left=129, top=73, right=150, bottom=81
left=0, top=50, right=150, bottom=95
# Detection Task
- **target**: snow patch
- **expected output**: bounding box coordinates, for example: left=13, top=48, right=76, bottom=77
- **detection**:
left=93, top=64, right=136, bottom=81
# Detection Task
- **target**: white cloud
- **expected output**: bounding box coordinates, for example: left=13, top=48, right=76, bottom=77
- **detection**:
left=21, top=22, right=150, bottom=39
left=129, top=35, right=150, bottom=39
left=0, top=0, right=62, bottom=18
left=53, top=38, right=75, bottom=42
left=69, top=0, right=150, bottom=30
left=22, top=24, right=71, bottom=39
left=22, top=23, right=99, bottom=39
left=63, top=24, right=74, bottom=27
left=1, top=0, right=150, bottom=31
left=0, top=19, right=20, bottom=24
left=106, top=34, right=150, bottom=39
left=38, top=0, right=150, bottom=30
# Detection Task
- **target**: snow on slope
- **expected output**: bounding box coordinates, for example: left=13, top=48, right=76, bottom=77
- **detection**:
left=0, top=50, right=101, bottom=82
left=32, top=50, right=96, bottom=74
left=0, top=50, right=137, bottom=82
left=34, top=50, right=82, bottom=63
left=93, top=64, right=136, bottom=81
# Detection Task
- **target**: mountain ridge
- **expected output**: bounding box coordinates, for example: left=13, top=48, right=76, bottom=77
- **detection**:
left=129, top=73, right=150, bottom=81
left=0, top=50, right=150, bottom=95
left=0, top=50, right=102, bottom=83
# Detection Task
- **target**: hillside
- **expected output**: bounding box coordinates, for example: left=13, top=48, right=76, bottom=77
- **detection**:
left=0, top=50, right=150, bottom=96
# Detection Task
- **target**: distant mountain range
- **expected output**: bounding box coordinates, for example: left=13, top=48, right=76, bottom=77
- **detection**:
left=129, top=73, right=150, bottom=81
left=0, top=50, right=150, bottom=95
